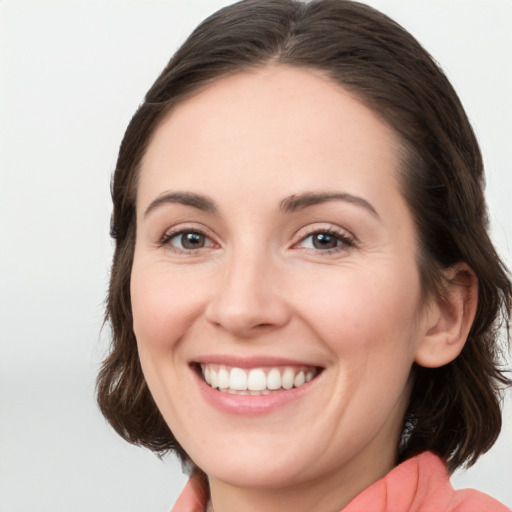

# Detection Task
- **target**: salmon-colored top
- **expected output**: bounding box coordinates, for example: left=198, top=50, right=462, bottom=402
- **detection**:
left=171, top=451, right=509, bottom=512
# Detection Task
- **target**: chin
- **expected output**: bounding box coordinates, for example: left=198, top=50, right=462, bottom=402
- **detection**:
left=198, top=454, right=312, bottom=490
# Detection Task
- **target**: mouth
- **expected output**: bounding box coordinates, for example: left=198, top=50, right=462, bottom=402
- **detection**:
left=197, top=363, right=321, bottom=396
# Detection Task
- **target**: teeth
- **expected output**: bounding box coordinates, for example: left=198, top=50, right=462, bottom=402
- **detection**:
left=200, top=364, right=318, bottom=394
left=281, top=367, right=295, bottom=390
left=267, top=368, right=281, bottom=390
left=294, top=371, right=305, bottom=388
left=210, top=368, right=218, bottom=389
left=229, top=368, right=247, bottom=390
left=218, top=367, right=229, bottom=389
left=247, top=368, right=266, bottom=391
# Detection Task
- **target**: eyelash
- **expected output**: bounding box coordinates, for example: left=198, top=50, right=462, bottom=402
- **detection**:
left=158, top=227, right=216, bottom=254
left=293, top=227, right=356, bottom=254
left=158, top=225, right=356, bottom=255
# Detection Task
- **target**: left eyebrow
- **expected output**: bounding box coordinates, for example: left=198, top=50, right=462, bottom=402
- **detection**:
left=280, top=192, right=380, bottom=219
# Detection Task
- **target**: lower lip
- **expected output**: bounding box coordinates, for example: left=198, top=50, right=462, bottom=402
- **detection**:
left=192, top=368, right=319, bottom=415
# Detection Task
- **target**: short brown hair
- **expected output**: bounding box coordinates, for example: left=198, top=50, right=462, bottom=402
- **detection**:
left=97, top=0, right=511, bottom=472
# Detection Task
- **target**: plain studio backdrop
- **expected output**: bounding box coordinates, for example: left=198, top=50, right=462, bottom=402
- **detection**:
left=0, top=1, right=511, bottom=510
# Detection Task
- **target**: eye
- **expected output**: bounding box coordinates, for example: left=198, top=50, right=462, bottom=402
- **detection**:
left=296, top=229, right=355, bottom=253
left=161, top=229, right=215, bottom=252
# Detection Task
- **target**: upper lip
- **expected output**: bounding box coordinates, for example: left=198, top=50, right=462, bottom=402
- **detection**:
left=191, top=354, right=322, bottom=369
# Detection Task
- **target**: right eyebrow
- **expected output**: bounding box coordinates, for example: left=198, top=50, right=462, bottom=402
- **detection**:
left=143, top=191, right=218, bottom=218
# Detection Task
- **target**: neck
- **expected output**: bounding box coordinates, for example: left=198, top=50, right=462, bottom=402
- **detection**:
left=207, top=448, right=396, bottom=512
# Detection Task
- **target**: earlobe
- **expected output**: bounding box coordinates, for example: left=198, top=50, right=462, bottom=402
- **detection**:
left=415, top=264, right=478, bottom=368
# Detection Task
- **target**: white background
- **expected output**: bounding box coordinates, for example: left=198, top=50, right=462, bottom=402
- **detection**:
left=0, top=1, right=511, bottom=510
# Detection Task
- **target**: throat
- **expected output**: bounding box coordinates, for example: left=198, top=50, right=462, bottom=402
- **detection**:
left=205, top=472, right=359, bottom=512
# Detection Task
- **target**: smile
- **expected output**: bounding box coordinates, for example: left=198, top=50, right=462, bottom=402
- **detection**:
left=200, top=364, right=319, bottom=395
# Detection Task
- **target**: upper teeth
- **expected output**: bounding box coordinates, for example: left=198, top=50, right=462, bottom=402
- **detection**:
left=201, top=364, right=317, bottom=394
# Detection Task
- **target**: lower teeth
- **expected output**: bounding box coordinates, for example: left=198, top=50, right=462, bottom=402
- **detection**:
left=220, top=388, right=271, bottom=395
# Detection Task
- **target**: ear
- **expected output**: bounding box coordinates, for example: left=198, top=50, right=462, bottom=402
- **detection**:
left=415, top=263, right=478, bottom=368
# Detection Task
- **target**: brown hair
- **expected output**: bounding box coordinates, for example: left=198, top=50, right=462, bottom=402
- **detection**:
left=97, top=0, right=511, bottom=472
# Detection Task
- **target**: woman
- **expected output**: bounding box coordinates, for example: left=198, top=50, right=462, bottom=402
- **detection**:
left=97, top=1, right=511, bottom=510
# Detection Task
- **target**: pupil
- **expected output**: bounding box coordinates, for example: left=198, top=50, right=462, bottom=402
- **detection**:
left=313, top=233, right=337, bottom=249
left=182, top=232, right=204, bottom=249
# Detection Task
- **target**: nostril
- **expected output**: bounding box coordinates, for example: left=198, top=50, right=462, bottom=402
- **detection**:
left=204, top=270, right=291, bottom=336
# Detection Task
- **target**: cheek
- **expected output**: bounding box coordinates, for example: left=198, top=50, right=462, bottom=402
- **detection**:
left=302, top=268, right=420, bottom=332
left=130, top=261, right=205, bottom=353
left=129, top=262, right=203, bottom=422
left=297, top=263, right=423, bottom=375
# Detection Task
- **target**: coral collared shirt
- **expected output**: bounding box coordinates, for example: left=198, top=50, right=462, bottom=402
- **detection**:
left=171, top=451, right=508, bottom=512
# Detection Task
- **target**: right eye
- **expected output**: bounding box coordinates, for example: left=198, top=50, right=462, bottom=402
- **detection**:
left=161, top=230, right=215, bottom=252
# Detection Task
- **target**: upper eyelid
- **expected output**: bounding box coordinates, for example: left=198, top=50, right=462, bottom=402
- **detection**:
left=159, top=229, right=219, bottom=256
left=290, top=224, right=359, bottom=255
left=159, top=224, right=218, bottom=246
left=157, top=222, right=356, bottom=248
left=163, top=223, right=214, bottom=237
left=293, top=223, right=356, bottom=242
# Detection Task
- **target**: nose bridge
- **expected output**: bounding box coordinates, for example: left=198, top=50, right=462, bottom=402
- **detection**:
left=206, top=236, right=289, bottom=336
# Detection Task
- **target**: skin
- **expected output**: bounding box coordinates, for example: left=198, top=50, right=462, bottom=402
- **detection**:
left=131, top=66, right=473, bottom=512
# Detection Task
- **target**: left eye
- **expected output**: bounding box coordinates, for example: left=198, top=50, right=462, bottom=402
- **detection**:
left=169, top=231, right=213, bottom=251
left=298, top=231, right=352, bottom=251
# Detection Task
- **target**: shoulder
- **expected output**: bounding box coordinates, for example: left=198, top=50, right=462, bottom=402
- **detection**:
left=448, top=487, right=509, bottom=512
left=170, top=472, right=208, bottom=512
left=343, top=451, right=509, bottom=512
left=418, top=452, right=509, bottom=512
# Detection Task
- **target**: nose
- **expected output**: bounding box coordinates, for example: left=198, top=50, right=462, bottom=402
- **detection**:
left=205, top=246, right=291, bottom=338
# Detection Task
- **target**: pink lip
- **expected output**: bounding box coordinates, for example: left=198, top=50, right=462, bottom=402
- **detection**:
left=191, top=365, right=320, bottom=416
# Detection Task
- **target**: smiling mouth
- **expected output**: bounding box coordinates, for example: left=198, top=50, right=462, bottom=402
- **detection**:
left=198, top=364, right=321, bottom=395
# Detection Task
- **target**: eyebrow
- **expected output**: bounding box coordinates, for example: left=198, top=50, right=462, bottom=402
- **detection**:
left=144, top=191, right=218, bottom=217
left=280, top=192, right=380, bottom=218
left=143, top=190, right=379, bottom=219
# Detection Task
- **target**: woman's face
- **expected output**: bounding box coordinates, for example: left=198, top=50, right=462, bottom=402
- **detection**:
left=131, top=66, right=433, bottom=492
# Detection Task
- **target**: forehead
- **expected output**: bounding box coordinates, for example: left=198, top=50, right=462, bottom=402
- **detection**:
left=138, top=65, right=404, bottom=215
